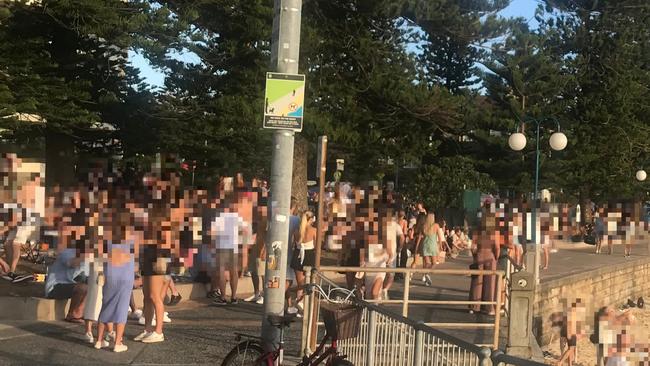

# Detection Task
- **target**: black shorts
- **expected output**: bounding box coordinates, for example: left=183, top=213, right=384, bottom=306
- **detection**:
left=46, top=283, right=76, bottom=300
left=290, top=248, right=315, bottom=272
left=140, top=246, right=171, bottom=276
left=567, top=335, right=577, bottom=347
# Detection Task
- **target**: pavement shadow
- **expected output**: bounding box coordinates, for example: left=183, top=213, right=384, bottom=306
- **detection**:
left=0, top=348, right=39, bottom=365
left=1, top=320, right=91, bottom=346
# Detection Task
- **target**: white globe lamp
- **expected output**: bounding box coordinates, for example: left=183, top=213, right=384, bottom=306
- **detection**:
left=508, top=133, right=527, bottom=151
left=636, top=169, right=647, bottom=182
left=549, top=132, right=568, bottom=151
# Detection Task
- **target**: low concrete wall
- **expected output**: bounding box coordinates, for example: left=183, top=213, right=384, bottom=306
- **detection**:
left=0, top=296, right=70, bottom=321
left=0, top=280, right=250, bottom=321
left=533, top=256, right=650, bottom=345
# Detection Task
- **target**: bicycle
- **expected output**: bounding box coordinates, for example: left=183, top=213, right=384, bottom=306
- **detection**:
left=221, top=284, right=358, bottom=366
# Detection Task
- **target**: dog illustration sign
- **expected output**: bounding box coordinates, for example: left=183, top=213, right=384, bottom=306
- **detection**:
left=263, top=72, right=305, bottom=131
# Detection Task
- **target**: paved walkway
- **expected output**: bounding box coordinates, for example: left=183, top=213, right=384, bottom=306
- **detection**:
left=1, top=241, right=648, bottom=365
left=0, top=300, right=301, bottom=366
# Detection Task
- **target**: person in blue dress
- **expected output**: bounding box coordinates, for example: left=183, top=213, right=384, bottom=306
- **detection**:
left=95, top=211, right=134, bottom=353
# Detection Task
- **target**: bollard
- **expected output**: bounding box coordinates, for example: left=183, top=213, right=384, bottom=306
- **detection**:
left=506, top=270, right=535, bottom=359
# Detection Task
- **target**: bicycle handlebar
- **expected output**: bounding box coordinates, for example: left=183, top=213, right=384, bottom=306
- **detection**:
left=296, top=283, right=357, bottom=304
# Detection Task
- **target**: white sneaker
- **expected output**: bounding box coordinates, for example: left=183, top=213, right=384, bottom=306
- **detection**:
left=139, top=313, right=170, bottom=325
left=84, top=332, right=94, bottom=344
left=134, top=331, right=152, bottom=342
left=130, top=309, right=143, bottom=320
left=94, top=340, right=110, bottom=349
left=256, top=296, right=264, bottom=305
left=138, top=316, right=149, bottom=326
left=383, top=289, right=390, bottom=300
left=423, top=274, right=431, bottom=286
left=142, top=331, right=164, bottom=343
left=113, top=344, right=128, bottom=353
left=244, top=294, right=259, bottom=302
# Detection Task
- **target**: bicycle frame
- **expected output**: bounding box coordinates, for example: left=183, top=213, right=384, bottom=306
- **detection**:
left=232, top=331, right=344, bottom=366
left=298, top=333, right=338, bottom=366
left=228, top=284, right=352, bottom=366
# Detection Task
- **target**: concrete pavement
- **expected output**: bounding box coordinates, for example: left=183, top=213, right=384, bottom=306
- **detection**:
left=0, top=300, right=301, bottom=366
left=1, top=240, right=648, bottom=364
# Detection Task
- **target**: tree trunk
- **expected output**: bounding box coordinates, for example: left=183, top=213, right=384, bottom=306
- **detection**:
left=45, top=129, right=76, bottom=188
left=579, top=188, right=593, bottom=224
left=292, top=136, right=309, bottom=213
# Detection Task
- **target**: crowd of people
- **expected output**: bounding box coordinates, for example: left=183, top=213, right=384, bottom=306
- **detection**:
left=549, top=298, right=650, bottom=366
left=1, top=153, right=649, bottom=356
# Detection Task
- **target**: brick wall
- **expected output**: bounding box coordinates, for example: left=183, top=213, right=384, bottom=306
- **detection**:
left=533, top=257, right=650, bottom=345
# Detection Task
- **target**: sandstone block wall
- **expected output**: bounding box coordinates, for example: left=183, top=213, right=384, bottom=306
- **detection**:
left=533, top=257, right=650, bottom=345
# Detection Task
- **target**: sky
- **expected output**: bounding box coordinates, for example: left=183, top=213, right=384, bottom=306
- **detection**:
left=130, top=0, right=539, bottom=89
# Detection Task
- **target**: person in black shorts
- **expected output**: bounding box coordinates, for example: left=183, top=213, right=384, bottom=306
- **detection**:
left=134, top=174, right=172, bottom=344
left=289, top=211, right=317, bottom=312
left=555, top=299, right=586, bottom=366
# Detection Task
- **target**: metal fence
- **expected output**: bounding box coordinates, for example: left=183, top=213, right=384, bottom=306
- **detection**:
left=301, top=269, right=546, bottom=366
left=499, top=254, right=523, bottom=321
left=314, top=265, right=504, bottom=349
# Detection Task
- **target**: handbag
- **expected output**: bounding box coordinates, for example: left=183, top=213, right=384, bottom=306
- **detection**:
left=571, top=234, right=583, bottom=243
left=583, top=235, right=596, bottom=245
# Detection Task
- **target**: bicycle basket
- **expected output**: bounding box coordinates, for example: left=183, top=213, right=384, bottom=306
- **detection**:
left=320, top=302, right=362, bottom=340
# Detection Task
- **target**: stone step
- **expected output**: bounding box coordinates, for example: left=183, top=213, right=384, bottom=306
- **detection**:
left=0, top=278, right=256, bottom=321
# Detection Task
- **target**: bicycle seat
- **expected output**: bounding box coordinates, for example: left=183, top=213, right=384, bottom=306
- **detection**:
left=267, top=314, right=298, bottom=329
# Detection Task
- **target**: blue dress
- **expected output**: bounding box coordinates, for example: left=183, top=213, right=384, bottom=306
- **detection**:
left=98, top=242, right=135, bottom=324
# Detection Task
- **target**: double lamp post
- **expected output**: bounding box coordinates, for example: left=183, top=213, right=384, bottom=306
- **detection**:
left=508, top=117, right=568, bottom=282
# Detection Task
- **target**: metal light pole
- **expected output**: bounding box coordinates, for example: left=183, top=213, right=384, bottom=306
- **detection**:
left=507, top=117, right=567, bottom=359
left=261, top=0, right=303, bottom=352
left=508, top=117, right=567, bottom=283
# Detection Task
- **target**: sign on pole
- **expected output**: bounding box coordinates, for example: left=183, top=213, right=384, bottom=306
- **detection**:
left=263, top=72, right=305, bottom=131
left=336, top=159, right=344, bottom=171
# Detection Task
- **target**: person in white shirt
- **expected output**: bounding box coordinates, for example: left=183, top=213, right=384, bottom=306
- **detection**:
left=2, top=175, right=42, bottom=283
left=381, top=209, right=404, bottom=300
left=211, top=199, right=250, bottom=306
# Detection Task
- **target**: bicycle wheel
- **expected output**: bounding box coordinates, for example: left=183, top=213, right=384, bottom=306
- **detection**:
left=220, top=340, right=265, bottom=366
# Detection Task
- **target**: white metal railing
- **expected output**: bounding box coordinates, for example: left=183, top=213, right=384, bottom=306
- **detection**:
left=314, top=265, right=505, bottom=349
left=301, top=269, right=545, bottom=366
left=500, top=254, right=523, bottom=321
